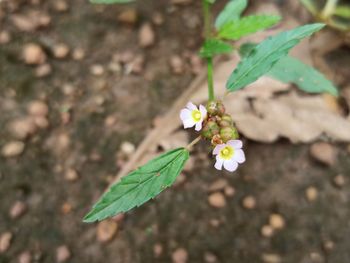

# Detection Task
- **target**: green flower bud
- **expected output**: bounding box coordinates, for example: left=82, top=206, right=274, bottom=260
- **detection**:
left=219, top=114, right=233, bottom=127
left=220, top=126, right=239, bottom=142
left=216, top=101, right=226, bottom=116
left=206, top=101, right=218, bottom=115
left=201, top=120, right=220, bottom=139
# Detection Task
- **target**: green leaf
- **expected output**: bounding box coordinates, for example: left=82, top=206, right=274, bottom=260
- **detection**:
left=334, top=5, right=350, bottom=18
left=218, top=15, right=281, bottom=41
left=215, top=0, right=248, bottom=30
left=268, top=56, right=338, bottom=96
left=90, top=0, right=134, bottom=4
left=239, top=43, right=338, bottom=96
left=83, top=148, right=189, bottom=223
left=226, top=23, right=325, bottom=92
left=199, top=39, right=233, bottom=58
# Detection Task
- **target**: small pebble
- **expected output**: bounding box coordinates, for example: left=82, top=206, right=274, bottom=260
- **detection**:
left=18, top=251, right=32, bottom=263
left=90, top=64, right=104, bottom=76
left=72, top=48, right=85, bottom=60
left=35, top=63, right=52, bottom=77
left=118, top=9, right=137, bottom=24
left=27, top=101, right=48, bottom=116
left=208, top=192, right=226, bottom=208
left=0, top=31, right=11, bottom=44
left=97, top=220, right=118, bottom=243
left=153, top=243, right=163, bottom=258
left=0, top=232, right=13, bottom=253
left=169, top=55, right=184, bottom=74
left=310, top=142, right=337, bottom=166
left=7, top=117, right=37, bottom=139
left=333, top=174, right=345, bottom=187
left=56, top=245, right=71, bottom=263
left=23, top=43, right=46, bottom=65
left=269, top=214, right=285, bottom=230
left=139, top=23, right=155, bottom=48
left=9, top=201, right=27, bottom=219
left=53, top=43, right=70, bottom=59
left=323, top=240, right=334, bottom=252
left=120, top=141, right=135, bottom=157
left=1, top=141, right=25, bottom=157
left=204, top=252, right=217, bottom=263
left=208, top=179, right=228, bottom=192
left=305, top=186, right=318, bottom=202
left=152, top=12, right=164, bottom=25
left=53, top=0, right=68, bottom=12
left=262, top=253, right=281, bottom=263
left=209, top=219, right=220, bottom=228
left=172, top=248, right=188, bottom=263
left=224, top=186, right=235, bottom=197
left=64, top=168, right=79, bottom=182
left=242, top=195, right=256, bottom=209
left=61, top=202, right=72, bottom=215
left=261, top=225, right=274, bottom=238
left=33, top=116, right=49, bottom=129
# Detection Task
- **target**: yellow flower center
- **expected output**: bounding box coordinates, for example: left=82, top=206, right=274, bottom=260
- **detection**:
left=219, top=146, right=234, bottom=160
left=191, top=110, right=202, bottom=122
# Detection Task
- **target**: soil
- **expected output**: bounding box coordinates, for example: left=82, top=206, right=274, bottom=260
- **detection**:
left=0, top=0, right=350, bottom=263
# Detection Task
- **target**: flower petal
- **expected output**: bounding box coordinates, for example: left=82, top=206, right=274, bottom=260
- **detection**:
left=227, top=140, right=243, bottom=149
left=223, top=160, right=238, bottom=172
left=213, top=144, right=225, bottom=155
left=214, top=158, right=224, bottom=170
left=180, top=109, right=191, bottom=121
left=186, top=102, right=197, bottom=111
left=195, top=121, right=202, bottom=131
left=183, top=119, right=195, bottom=129
left=199, top=104, right=207, bottom=120
left=234, top=149, right=245, bottom=164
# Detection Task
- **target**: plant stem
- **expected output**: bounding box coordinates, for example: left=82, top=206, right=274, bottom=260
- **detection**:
left=202, top=0, right=215, bottom=101
left=322, top=0, right=338, bottom=18
left=186, top=136, right=202, bottom=150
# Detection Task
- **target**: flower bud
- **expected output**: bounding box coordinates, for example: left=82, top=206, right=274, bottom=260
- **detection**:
left=216, top=100, right=225, bottom=116
left=220, top=126, right=239, bottom=142
left=219, top=114, right=233, bottom=127
left=206, top=101, right=218, bottom=115
left=201, top=121, right=220, bottom=139
left=211, top=134, right=223, bottom=146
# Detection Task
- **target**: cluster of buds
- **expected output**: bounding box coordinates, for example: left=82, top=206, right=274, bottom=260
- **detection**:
left=180, top=101, right=245, bottom=173
left=201, top=101, right=239, bottom=146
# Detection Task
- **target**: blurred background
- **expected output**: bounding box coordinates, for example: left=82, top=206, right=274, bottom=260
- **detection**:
left=1, top=0, right=350, bottom=262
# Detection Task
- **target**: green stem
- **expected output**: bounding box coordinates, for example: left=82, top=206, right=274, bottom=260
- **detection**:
left=207, top=57, right=214, bottom=101
left=202, top=0, right=215, bottom=101
left=322, top=0, right=338, bottom=18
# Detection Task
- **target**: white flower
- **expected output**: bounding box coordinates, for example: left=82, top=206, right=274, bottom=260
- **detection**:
left=180, top=102, right=207, bottom=131
left=213, top=140, right=245, bottom=172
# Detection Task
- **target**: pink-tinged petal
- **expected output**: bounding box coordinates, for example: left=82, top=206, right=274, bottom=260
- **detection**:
left=214, top=158, right=224, bottom=170
left=199, top=104, right=207, bottom=120
left=180, top=109, right=191, bottom=121
left=234, top=149, right=245, bottom=164
left=183, top=119, right=195, bottom=129
left=213, top=144, right=225, bottom=155
left=227, top=140, right=243, bottom=149
left=195, top=121, right=202, bottom=131
left=223, top=160, right=238, bottom=172
left=186, top=102, right=197, bottom=111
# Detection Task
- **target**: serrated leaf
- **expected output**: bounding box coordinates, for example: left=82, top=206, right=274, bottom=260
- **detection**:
left=218, top=15, right=281, bottom=41
left=199, top=39, right=233, bottom=58
left=215, top=0, right=248, bottom=30
left=226, top=23, right=325, bottom=92
left=239, top=43, right=338, bottom=96
left=84, top=148, right=189, bottom=222
left=90, top=0, right=134, bottom=4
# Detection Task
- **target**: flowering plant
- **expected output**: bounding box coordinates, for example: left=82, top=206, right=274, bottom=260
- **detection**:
left=84, top=0, right=337, bottom=223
